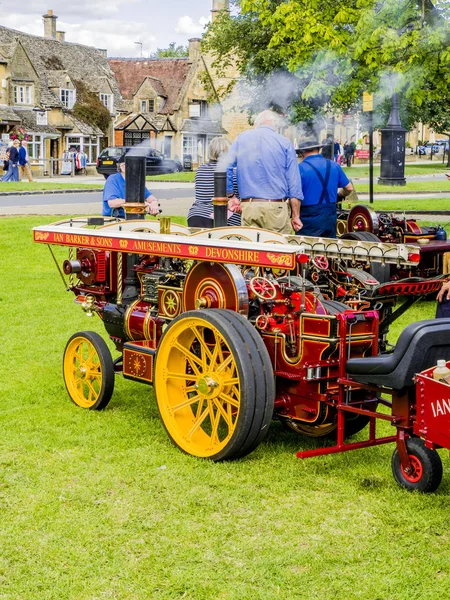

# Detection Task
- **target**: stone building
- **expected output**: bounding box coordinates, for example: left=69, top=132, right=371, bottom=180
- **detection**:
left=109, top=38, right=227, bottom=167
left=0, top=10, right=123, bottom=174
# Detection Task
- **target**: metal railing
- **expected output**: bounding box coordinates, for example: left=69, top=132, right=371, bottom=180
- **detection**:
left=30, top=157, right=97, bottom=177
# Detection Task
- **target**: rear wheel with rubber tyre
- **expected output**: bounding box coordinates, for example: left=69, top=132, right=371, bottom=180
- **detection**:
left=63, top=331, right=115, bottom=410
left=154, top=309, right=275, bottom=461
left=341, top=231, right=391, bottom=283
left=391, top=437, right=443, bottom=492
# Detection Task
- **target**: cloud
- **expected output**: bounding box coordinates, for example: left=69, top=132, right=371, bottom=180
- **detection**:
left=175, top=15, right=209, bottom=36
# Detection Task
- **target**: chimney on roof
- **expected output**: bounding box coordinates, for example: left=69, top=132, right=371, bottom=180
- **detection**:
left=55, top=31, right=65, bottom=42
left=97, top=49, right=108, bottom=59
left=211, top=0, right=230, bottom=21
left=43, top=9, right=58, bottom=39
left=188, top=38, right=201, bottom=63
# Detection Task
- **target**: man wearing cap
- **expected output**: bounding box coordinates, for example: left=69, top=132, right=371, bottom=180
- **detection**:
left=102, top=156, right=159, bottom=218
left=225, top=110, right=303, bottom=234
left=296, top=139, right=354, bottom=238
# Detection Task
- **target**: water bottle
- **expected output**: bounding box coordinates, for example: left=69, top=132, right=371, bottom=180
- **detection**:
left=432, top=360, right=450, bottom=381
left=435, top=226, right=447, bottom=241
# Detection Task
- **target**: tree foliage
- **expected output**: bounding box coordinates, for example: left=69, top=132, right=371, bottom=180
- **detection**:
left=150, top=43, right=188, bottom=58
left=203, top=0, right=450, bottom=125
left=72, top=80, right=111, bottom=135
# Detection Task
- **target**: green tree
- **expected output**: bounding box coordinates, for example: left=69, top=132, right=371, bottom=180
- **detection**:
left=72, top=80, right=111, bottom=135
left=150, top=43, right=188, bottom=58
left=203, top=0, right=450, bottom=123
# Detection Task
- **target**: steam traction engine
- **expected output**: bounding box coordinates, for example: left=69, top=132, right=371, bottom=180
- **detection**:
left=33, top=214, right=450, bottom=493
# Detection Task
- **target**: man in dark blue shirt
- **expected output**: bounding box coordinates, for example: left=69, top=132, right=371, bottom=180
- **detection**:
left=225, top=111, right=303, bottom=234
left=297, top=139, right=353, bottom=238
left=102, top=157, right=159, bottom=218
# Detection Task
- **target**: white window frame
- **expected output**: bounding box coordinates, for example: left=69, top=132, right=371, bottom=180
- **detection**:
left=140, top=100, right=147, bottom=112
left=182, top=134, right=197, bottom=161
left=27, top=133, right=44, bottom=162
left=14, top=85, right=33, bottom=105
left=66, top=135, right=101, bottom=163
left=60, top=88, right=76, bottom=109
left=189, top=103, right=201, bottom=118
left=100, top=93, right=114, bottom=113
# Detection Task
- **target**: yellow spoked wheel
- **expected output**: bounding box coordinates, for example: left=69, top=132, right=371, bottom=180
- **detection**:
left=155, top=309, right=275, bottom=461
left=63, top=331, right=115, bottom=410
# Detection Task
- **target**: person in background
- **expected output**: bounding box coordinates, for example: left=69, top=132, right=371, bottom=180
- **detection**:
left=18, top=140, right=33, bottom=182
left=0, top=139, right=20, bottom=182
left=187, top=137, right=240, bottom=228
left=296, top=139, right=354, bottom=238
left=102, top=156, right=159, bottom=218
left=334, top=138, right=341, bottom=162
left=225, top=110, right=303, bottom=234
left=436, top=280, right=450, bottom=317
left=343, top=141, right=353, bottom=167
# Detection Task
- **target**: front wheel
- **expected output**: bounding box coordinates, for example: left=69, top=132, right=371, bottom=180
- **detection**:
left=391, top=438, right=443, bottom=492
left=63, top=331, right=115, bottom=410
left=154, top=309, right=274, bottom=460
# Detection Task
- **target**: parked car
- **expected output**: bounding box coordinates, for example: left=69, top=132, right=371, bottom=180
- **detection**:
left=96, top=147, right=183, bottom=179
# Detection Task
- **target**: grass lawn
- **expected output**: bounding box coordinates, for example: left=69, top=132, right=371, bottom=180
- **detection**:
left=147, top=163, right=448, bottom=185
left=356, top=180, right=450, bottom=194
left=345, top=197, right=450, bottom=212
left=0, top=216, right=448, bottom=599
left=346, top=162, right=449, bottom=179
left=0, top=182, right=103, bottom=192
left=147, top=172, right=195, bottom=183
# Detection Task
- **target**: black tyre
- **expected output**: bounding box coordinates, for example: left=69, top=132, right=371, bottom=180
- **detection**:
left=392, top=437, right=443, bottom=492
left=63, top=331, right=115, bottom=410
left=341, top=231, right=391, bottom=283
left=154, top=309, right=274, bottom=461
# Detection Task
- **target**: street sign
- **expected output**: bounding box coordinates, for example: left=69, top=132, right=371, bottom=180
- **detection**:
left=363, top=92, right=373, bottom=112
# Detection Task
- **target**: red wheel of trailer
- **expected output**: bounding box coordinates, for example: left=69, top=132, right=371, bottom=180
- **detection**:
left=400, top=455, right=423, bottom=483
left=391, top=438, right=443, bottom=493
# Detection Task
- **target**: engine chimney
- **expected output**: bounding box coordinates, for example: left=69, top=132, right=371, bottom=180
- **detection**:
left=43, top=10, right=58, bottom=39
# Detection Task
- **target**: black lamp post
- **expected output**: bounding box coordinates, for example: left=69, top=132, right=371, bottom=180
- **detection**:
left=378, top=92, right=407, bottom=186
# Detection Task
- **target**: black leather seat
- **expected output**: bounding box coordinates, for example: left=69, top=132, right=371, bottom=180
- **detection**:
left=346, top=319, right=450, bottom=390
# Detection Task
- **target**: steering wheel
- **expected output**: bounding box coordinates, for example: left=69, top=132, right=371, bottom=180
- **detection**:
left=378, top=213, right=392, bottom=227
left=249, top=277, right=277, bottom=301
left=312, top=255, right=329, bottom=271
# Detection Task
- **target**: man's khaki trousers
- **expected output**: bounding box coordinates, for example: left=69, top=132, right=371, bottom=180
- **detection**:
left=19, top=163, right=33, bottom=182
left=241, top=201, right=292, bottom=234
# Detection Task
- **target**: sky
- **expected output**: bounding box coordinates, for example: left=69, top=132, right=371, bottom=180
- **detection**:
left=0, top=0, right=215, bottom=57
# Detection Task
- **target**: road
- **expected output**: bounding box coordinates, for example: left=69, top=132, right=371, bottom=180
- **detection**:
left=0, top=184, right=195, bottom=217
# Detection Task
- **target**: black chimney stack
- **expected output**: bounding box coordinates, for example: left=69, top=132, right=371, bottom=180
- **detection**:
left=213, top=171, right=227, bottom=227
left=125, top=154, right=146, bottom=220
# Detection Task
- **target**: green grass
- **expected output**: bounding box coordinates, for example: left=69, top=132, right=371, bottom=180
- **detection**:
left=147, top=172, right=195, bottom=183
left=356, top=180, right=450, bottom=194
left=0, top=216, right=448, bottom=599
left=345, top=197, right=450, bottom=211
left=346, top=162, right=449, bottom=179
left=0, top=182, right=103, bottom=192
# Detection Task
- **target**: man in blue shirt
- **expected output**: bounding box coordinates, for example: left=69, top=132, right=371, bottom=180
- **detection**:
left=225, top=111, right=303, bottom=234
left=297, top=139, right=354, bottom=238
left=18, top=140, right=33, bottom=182
left=102, top=157, right=159, bottom=218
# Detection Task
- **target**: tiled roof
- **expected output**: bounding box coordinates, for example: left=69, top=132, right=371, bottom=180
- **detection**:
left=180, top=119, right=228, bottom=135
left=68, top=114, right=103, bottom=136
left=109, top=58, right=193, bottom=114
left=138, top=76, right=167, bottom=98
left=0, top=106, right=21, bottom=122
left=14, top=109, right=61, bottom=135
left=115, top=112, right=176, bottom=132
left=0, top=25, right=123, bottom=111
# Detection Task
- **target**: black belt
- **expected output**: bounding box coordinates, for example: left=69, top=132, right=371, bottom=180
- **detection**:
left=241, top=198, right=286, bottom=203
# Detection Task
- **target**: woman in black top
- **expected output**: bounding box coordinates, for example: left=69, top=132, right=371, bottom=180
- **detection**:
left=187, top=137, right=241, bottom=228
left=1, top=139, right=20, bottom=182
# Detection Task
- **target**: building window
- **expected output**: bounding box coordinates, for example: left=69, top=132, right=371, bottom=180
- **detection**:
left=140, top=100, right=147, bottom=112
left=140, top=99, right=155, bottom=113
left=66, top=135, right=100, bottom=162
left=100, top=93, right=114, bottom=113
left=148, top=99, right=155, bottom=113
left=124, top=131, right=151, bottom=146
left=27, top=134, right=43, bottom=161
left=182, top=134, right=197, bottom=159
left=13, top=85, right=32, bottom=105
left=189, top=100, right=208, bottom=119
left=60, top=88, right=76, bottom=109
